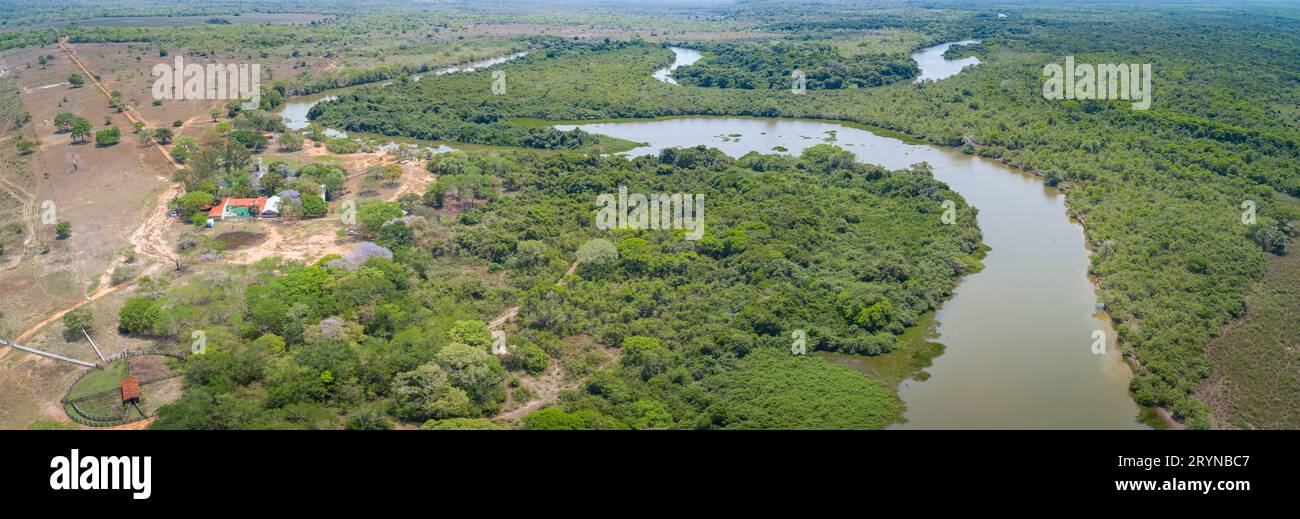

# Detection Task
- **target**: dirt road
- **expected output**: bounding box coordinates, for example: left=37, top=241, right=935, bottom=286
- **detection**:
left=0, top=171, right=36, bottom=271
left=487, top=260, right=577, bottom=329
left=495, top=363, right=568, bottom=422
left=59, top=38, right=181, bottom=265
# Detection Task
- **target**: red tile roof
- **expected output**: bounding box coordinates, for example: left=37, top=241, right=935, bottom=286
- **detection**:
left=209, top=197, right=269, bottom=218
left=121, top=376, right=141, bottom=402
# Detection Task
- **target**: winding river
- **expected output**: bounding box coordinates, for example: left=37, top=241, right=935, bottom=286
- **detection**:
left=912, top=40, right=981, bottom=83
left=652, top=47, right=703, bottom=84
left=274, top=52, right=530, bottom=137
left=560, top=44, right=1144, bottom=429
left=279, top=43, right=1144, bottom=428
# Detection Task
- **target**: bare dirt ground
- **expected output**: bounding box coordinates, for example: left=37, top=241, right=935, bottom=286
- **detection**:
left=0, top=349, right=82, bottom=427
left=493, top=335, right=620, bottom=426
left=0, top=167, right=36, bottom=272
left=0, top=41, right=190, bottom=348
left=60, top=40, right=185, bottom=264
left=489, top=259, right=596, bottom=425
left=224, top=218, right=351, bottom=265
left=128, top=354, right=176, bottom=383
left=138, top=376, right=181, bottom=416
left=0, top=41, right=211, bottom=428
left=0, top=48, right=160, bottom=342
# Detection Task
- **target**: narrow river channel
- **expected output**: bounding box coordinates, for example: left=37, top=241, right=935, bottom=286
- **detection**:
left=911, top=40, right=981, bottom=83
left=274, top=52, right=529, bottom=137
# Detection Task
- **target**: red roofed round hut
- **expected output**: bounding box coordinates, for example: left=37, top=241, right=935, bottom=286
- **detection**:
left=121, top=375, right=141, bottom=404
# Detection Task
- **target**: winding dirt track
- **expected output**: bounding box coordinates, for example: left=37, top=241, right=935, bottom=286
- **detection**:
left=0, top=172, right=36, bottom=271
left=495, top=363, right=568, bottom=422
left=487, top=260, right=577, bottom=329
left=60, top=39, right=181, bottom=264
left=489, top=259, right=582, bottom=423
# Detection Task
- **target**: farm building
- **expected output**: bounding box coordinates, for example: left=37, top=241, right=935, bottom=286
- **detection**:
left=121, top=376, right=141, bottom=405
left=261, top=195, right=282, bottom=217
left=208, top=196, right=282, bottom=221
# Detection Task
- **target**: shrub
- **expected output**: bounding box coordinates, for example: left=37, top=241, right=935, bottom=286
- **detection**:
left=62, top=308, right=94, bottom=339
left=153, top=128, right=174, bottom=144
left=117, top=297, right=161, bottom=335
left=419, top=418, right=508, bottom=430
left=15, top=138, right=36, bottom=154
left=110, top=266, right=136, bottom=286
left=507, top=342, right=550, bottom=375
left=278, top=130, right=304, bottom=151
left=94, top=127, right=121, bottom=146
left=231, top=129, right=269, bottom=152
left=300, top=193, right=327, bottom=217
left=325, top=137, right=360, bottom=154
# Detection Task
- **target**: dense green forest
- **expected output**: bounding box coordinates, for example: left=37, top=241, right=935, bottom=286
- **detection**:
left=148, top=148, right=979, bottom=429
left=309, top=4, right=1300, bottom=427
left=671, top=41, right=919, bottom=89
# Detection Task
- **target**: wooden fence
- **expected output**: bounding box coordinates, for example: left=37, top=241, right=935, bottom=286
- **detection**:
left=0, top=339, right=99, bottom=368
left=59, top=349, right=188, bottom=427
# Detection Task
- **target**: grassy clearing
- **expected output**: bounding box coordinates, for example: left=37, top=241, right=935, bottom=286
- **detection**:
left=67, top=390, right=129, bottom=422
left=1199, top=249, right=1300, bottom=429
left=702, top=349, right=902, bottom=430
left=310, top=154, right=347, bottom=165
left=64, top=359, right=125, bottom=400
